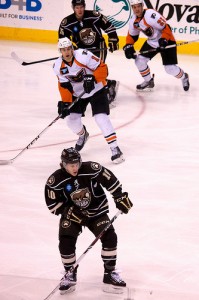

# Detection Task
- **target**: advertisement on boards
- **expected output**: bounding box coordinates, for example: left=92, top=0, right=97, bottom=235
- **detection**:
left=0, top=0, right=198, bottom=43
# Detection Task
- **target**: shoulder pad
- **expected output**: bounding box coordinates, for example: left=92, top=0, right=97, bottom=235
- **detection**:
left=90, top=162, right=102, bottom=171
left=46, top=175, right=56, bottom=185
left=61, top=17, right=67, bottom=26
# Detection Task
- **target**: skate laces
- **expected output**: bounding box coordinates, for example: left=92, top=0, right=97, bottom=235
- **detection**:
left=110, top=270, right=124, bottom=283
left=60, top=272, right=75, bottom=286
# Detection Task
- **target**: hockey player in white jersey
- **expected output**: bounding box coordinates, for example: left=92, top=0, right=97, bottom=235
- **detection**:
left=123, top=0, right=190, bottom=91
left=53, top=37, right=124, bottom=164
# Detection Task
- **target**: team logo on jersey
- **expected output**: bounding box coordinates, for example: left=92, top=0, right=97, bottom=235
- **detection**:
left=47, top=176, right=55, bottom=185
left=79, top=28, right=96, bottom=45
left=61, top=219, right=71, bottom=228
left=60, top=67, right=69, bottom=75
left=65, top=184, right=72, bottom=192
left=66, top=69, right=85, bottom=83
left=93, top=0, right=131, bottom=29
left=91, top=162, right=101, bottom=171
left=71, top=187, right=91, bottom=208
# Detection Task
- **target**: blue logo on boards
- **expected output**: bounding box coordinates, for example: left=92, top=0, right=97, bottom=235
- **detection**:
left=0, top=0, right=42, bottom=12
left=93, top=0, right=131, bottom=29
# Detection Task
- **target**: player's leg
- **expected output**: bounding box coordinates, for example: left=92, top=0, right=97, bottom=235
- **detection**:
left=66, top=98, right=89, bottom=151
left=135, top=41, right=156, bottom=91
left=58, top=218, right=82, bottom=294
left=161, top=43, right=190, bottom=91
left=90, top=89, right=124, bottom=164
left=88, top=214, right=126, bottom=290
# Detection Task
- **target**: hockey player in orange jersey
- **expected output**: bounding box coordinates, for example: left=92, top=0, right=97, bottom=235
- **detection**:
left=123, top=0, right=190, bottom=91
left=53, top=37, right=124, bottom=164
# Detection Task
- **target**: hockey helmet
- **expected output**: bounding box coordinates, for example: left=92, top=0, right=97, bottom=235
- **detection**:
left=72, top=0, right=85, bottom=7
left=129, top=0, right=144, bottom=5
left=61, top=147, right=82, bottom=165
left=58, top=37, right=73, bottom=49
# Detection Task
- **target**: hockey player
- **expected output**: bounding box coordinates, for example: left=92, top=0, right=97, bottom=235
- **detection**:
left=123, top=0, right=190, bottom=91
left=53, top=37, right=124, bottom=164
left=58, top=0, right=120, bottom=105
left=45, top=147, right=133, bottom=294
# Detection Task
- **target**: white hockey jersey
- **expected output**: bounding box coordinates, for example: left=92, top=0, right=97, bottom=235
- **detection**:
left=53, top=49, right=108, bottom=102
left=126, top=9, right=175, bottom=48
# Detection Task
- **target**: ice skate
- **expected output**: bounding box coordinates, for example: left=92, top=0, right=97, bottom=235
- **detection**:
left=182, top=73, right=190, bottom=91
left=107, top=80, right=120, bottom=108
left=75, top=125, right=89, bottom=151
left=136, top=76, right=154, bottom=91
left=111, top=147, right=125, bottom=164
left=103, top=270, right=126, bottom=294
left=59, top=270, right=77, bottom=295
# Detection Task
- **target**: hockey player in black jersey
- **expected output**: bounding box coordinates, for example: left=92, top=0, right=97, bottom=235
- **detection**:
left=45, top=147, right=133, bottom=294
left=58, top=0, right=120, bottom=106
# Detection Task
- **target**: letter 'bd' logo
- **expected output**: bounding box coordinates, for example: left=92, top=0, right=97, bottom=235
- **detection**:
left=0, top=0, right=42, bottom=12
left=93, top=0, right=131, bottom=29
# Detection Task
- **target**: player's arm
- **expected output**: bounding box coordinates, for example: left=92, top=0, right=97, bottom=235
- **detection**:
left=53, top=60, right=74, bottom=117
left=45, top=174, right=67, bottom=216
left=97, top=12, right=119, bottom=52
left=58, top=17, right=72, bottom=38
left=96, top=165, right=133, bottom=214
left=123, top=16, right=139, bottom=59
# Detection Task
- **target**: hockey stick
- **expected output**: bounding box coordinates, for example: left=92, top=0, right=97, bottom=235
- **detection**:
left=137, top=38, right=199, bottom=56
left=43, top=210, right=122, bottom=300
left=0, top=91, right=85, bottom=165
left=11, top=47, right=106, bottom=66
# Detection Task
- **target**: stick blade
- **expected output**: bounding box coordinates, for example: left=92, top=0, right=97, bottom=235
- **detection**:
left=0, top=160, right=13, bottom=165
left=11, top=51, right=24, bottom=65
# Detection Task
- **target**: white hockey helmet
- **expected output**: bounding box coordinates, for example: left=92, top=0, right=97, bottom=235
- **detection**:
left=129, top=0, right=144, bottom=5
left=58, top=37, right=73, bottom=49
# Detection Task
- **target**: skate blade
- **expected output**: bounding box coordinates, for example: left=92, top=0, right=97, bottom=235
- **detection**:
left=112, top=155, right=125, bottom=164
left=136, top=87, right=154, bottom=92
left=60, top=285, right=76, bottom=295
left=102, top=283, right=125, bottom=294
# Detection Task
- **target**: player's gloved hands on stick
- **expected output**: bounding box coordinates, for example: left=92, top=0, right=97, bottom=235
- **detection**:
left=83, top=74, right=95, bottom=94
left=63, top=206, right=87, bottom=225
left=158, top=38, right=168, bottom=52
left=114, top=192, right=133, bottom=214
left=58, top=101, right=70, bottom=118
left=123, top=44, right=136, bottom=59
left=108, top=37, right=119, bottom=52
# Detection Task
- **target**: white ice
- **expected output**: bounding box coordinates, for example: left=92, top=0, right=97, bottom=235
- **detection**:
left=0, top=40, right=199, bottom=300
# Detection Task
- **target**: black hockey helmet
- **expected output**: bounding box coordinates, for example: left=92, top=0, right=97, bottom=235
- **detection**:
left=61, top=147, right=82, bottom=165
left=72, top=0, right=85, bottom=7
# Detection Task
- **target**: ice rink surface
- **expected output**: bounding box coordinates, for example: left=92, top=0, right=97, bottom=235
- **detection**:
left=0, top=40, right=199, bottom=300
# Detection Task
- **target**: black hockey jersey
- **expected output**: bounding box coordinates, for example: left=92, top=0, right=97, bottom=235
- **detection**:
left=58, top=10, right=118, bottom=49
left=45, top=161, right=122, bottom=218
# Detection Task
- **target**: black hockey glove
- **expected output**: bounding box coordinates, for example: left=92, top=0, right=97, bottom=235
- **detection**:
left=108, top=37, right=119, bottom=53
left=158, top=38, right=168, bottom=52
left=57, top=101, right=70, bottom=119
left=123, top=44, right=136, bottom=59
left=83, top=74, right=95, bottom=94
left=63, top=206, right=87, bottom=225
left=114, top=192, right=133, bottom=214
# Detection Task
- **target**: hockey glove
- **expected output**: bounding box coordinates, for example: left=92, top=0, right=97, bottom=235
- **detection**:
left=114, top=192, right=133, bottom=214
left=158, top=38, right=168, bottom=52
left=108, top=37, right=119, bottom=53
left=123, top=44, right=136, bottom=59
left=83, top=74, right=95, bottom=94
left=63, top=206, right=87, bottom=225
left=58, top=101, right=70, bottom=119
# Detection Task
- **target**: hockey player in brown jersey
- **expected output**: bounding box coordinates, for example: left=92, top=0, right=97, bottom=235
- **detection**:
left=123, top=0, right=190, bottom=92
left=58, top=0, right=120, bottom=105
left=45, top=147, right=133, bottom=294
left=53, top=37, right=124, bottom=164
